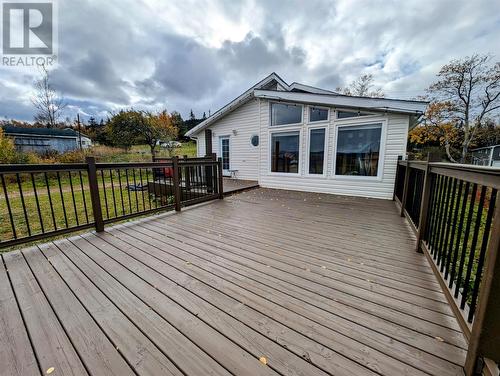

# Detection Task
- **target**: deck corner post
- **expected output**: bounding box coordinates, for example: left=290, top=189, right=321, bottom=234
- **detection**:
left=415, top=153, right=439, bottom=253
left=464, top=193, right=500, bottom=376
left=172, top=156, right=182, bottom=212
left=400, top=160, right=410, bottom=217
left=217, top=157, right=224, bottom=199
left=86, top=156, right=104, bottom=232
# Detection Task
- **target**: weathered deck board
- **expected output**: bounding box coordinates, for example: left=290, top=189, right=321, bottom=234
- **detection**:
left=0, top=188, right=467, bottom=376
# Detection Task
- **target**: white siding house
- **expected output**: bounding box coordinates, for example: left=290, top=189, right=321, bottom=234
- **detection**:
left=186, top=73, right=427, bottom=199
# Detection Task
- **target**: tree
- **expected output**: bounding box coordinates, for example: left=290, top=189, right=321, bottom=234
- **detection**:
left=409, top=102, right=462, bottom=162
left=106, top=110, right=143, bottom=150
left=142, top=111, right=179, bottom=159
left=427, top=54, right=500, bottom=162
left=31, top=65, right=66, bottom=128
left=336, top=74, right=385, bottom=98
left=189, top=109, right=195, bottom=121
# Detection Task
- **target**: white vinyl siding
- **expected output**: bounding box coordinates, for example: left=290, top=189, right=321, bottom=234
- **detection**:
left=193, top=97, right=409, bottom=199
left=258, top=100, right=408, bottom=199
left=194, top=98, right=260, bottom=180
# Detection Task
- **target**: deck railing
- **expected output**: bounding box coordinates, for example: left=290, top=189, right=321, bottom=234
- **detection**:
left=0, top=156, right=223, bottom=249
left=395, top=156, right=500, bottom=375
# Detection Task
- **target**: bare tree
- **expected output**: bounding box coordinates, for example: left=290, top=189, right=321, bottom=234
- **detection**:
left=31, top=65, right=66, bottom=128
left=427, top=54, right=500, bottom=162
left=336, top=74, right=385, bottom=98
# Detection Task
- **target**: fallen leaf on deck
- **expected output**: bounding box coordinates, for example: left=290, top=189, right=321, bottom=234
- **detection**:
left=259, top=356, right=268, bottom=365
left=46, top=367, right=55, bottom=374
left=435, top=336, right=445, bottom=342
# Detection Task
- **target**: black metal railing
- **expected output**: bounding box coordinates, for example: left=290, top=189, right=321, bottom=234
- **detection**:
left=395, top=157, right=500, bottom=374
left=0, top=156, right=223, bottom=248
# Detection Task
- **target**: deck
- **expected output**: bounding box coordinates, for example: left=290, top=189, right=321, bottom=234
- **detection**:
left=222, top=177, right=259, bottom=194
left=0, top=188, right=467, bottom=376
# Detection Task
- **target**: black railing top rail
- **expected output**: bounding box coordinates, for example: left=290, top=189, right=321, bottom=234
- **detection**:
left=0, top=163, right=89, bottom=173
left=398, top=160, right=500, bottom=188
left=96, top=161, right=174, bottom=169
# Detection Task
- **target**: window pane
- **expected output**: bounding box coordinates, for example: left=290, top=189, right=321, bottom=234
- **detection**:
left=337, top=110, right=372, bottom=119
left=271, top=132, right=300, bottom=173
left=335, top=124, right=382, bottom=176
left=309, top=128, right=325, bottom=174
left=310, top=107, right=328, bottom=122
left=271, top=103, right=302, bottom=126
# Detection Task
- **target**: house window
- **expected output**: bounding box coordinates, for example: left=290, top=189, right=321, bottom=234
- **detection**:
left=308, top=128, right=326, bottom=174
left=335, top=123, right=382, bottom=177
left=271, top=132, right=300, bottom=173
left=271, top=103, right=302, bottom=126
left=337, top=110, right=373, bottom=119
left=309, top=107, right=328, bottom=122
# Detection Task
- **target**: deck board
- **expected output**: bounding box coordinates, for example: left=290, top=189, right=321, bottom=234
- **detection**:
left=0, top=188, right=467, bottom=375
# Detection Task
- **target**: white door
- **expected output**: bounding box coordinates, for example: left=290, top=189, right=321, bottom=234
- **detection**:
left=220, top=137, right=230, bottom=176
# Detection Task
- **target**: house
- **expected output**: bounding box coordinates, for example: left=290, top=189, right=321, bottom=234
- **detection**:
left=185, top=72, right=428, bottom=199
left=2, top=125, right=92, bottom=154
left=471, top=144, right=500, bottom=167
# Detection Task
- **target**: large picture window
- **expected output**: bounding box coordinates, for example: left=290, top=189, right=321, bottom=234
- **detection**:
left=271, top=103, right=302, bottom=126
left=308, top=128, right=326, bottom=174
left=335, top=123, right=382, bottom=177
left=271, top=132, right=300, bottom=173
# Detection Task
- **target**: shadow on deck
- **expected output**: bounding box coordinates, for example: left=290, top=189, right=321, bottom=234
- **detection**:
left=0, top=188, right=467, bottom=376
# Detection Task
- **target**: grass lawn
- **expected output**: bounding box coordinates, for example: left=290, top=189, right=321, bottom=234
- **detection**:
left=0, top=142, right=197, bottom=249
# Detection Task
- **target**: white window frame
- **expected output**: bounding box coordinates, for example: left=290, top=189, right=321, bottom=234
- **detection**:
left=332, top=119, right=387, bottom=181
left=269, top=101, right=304, bottom=128
left=307, top=105, right=330, bottom=124
left=268, top=128, right=302, bottom=176
left=305, top=125, right=328, bottom=177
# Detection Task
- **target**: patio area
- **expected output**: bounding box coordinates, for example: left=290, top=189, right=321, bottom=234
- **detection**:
left=0, top=188, right=467, bottom=376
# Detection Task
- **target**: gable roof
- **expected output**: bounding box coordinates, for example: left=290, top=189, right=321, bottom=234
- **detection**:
left=185, top=73, right=428, bottom=137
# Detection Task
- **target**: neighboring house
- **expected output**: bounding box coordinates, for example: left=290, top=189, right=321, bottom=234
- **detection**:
left=2, top=126, right=92, bottom=154
left=186, top=72, right=428, bottom=199
left=471, top=145, right=500, bottom=167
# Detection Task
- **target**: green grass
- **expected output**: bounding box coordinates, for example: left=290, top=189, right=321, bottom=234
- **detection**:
left=0, top=143, right=198, bottom=250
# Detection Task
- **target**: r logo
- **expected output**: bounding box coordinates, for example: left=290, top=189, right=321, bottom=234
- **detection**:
left=2, top=2, right=53, bottom=55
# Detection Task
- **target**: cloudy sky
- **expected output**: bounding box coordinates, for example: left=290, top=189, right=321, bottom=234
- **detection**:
left=1, top=0, right=500, bottom=122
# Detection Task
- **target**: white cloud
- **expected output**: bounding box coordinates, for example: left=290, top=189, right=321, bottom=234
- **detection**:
left=0, top=0, right=499, bottom=121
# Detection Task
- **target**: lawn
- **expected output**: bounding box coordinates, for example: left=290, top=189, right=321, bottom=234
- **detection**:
left=0, top=142, right=196, bottom=249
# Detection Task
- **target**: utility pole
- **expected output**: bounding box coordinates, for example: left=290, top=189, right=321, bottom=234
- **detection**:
left=77, top=113, right=82, bottom=150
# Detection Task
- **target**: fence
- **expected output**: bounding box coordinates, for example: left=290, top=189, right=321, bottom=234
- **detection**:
left=395, top=156, right=500, bottom=375
left=0, top=156, right=223, bottom=249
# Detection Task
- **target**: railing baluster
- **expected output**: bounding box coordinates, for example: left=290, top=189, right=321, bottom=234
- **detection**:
left=68, top=171, right=79, bottom=226
left=100, top=170, right=110, bottom=220
left=31, top=173, right=44, bottom=234
left=455, top=183, right=478, bottom=299
left=16, top=173, right=31, bottom=236
left=449, top=182, right=470, bottom=288
left=44, top=172, right=57, bottom=231
left=437, top=177, right=456, bottom=268
left=430, top=175, right=446, bottom=254
left=117, top=169, right=126, bottom=215
left=109, top=169, right=118, bottom=218
left=79, top=170, right=89, bottom=223
left=468, top=188, right=497, bottom=322
left=445, top=179, right=464, bottom=279
left=124, top=169, right=132, bottom=213
left=461, top=185, right=487, bottom=309
left=56, top=172, right=69, bottom=228
left=1, top=174, right=17, bottom=239
left=132, top=169, right=139, bottom=212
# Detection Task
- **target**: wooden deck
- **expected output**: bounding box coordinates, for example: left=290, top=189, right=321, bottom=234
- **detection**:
left=0, top=188, right=467, bottom=376
left=222, top=178, right=259, bottom=194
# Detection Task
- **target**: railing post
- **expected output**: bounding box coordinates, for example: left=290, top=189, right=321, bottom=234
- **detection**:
left=86, top=157, right=104, bottom=232
left=172, top=156, right=181, bottom=212
left=217, top=157, right=224, bottom=199
left=393, top=155, right=403, bottom=201
left=400, top=160, right=410, bottom=217
left=415, top=153, right=440, bottom=253
left=465, top=193, right=500, bottom=376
